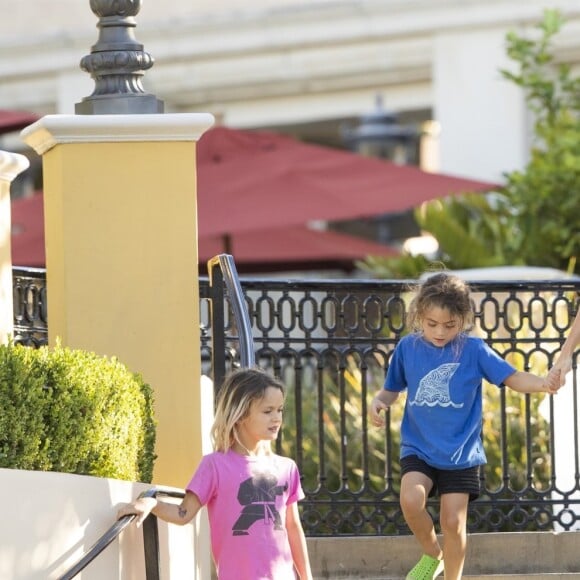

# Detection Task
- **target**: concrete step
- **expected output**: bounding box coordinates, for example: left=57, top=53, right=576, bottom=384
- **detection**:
left=464, top=575, right=580, bottom=580
left=308, top=531, right=580, bottom=579
left=315, top=575, right=580, bottom=579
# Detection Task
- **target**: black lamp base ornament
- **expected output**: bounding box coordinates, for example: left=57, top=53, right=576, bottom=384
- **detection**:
left=76, top=0, right=164, bottom=115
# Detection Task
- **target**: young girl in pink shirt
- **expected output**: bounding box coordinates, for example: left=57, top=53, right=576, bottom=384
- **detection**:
left=118, top=368, right=312, bottom=580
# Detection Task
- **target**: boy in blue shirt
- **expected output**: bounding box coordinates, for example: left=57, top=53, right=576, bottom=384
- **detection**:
left=370, top=273, right=561, bottom=580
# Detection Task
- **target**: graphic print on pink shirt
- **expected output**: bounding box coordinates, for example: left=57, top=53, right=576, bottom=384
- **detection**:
left=233, top=472, right=288, bottom=535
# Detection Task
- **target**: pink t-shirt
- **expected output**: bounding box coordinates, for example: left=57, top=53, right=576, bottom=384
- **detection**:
left=186, top=449, right=305, bottom=580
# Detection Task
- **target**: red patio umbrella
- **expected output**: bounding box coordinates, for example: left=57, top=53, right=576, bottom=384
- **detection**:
left=196, top=127, right=498, bottom=238
left=10, top=126, right=498, bottom=272
left=10, top=193, right=399, bottom=272
left=0, top=109, right=39, bottom=134
left=197, top=225, right=399, bottom=273
left=10, top=193, right=45, bottom=267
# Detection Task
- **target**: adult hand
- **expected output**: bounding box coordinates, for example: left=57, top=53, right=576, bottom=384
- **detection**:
left=549, top=354, right=573, bottom=387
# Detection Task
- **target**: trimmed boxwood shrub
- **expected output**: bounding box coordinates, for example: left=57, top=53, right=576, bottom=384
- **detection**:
left=0, top=342, right=156, bottom=482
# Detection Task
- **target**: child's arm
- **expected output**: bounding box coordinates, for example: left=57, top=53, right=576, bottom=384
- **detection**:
left=117, top=490, right=202, bottom=527
left=286, top=501, right=313, bottom=580
left=504, top=370, right=560, bottom=395
left=370, top=389, right=400, bottom=427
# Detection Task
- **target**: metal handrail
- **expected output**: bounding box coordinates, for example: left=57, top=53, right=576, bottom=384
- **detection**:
left=57, top=487, right=185, bottom=580
left=207, top=254, right=255, bottom=388
left=208, top=253, right=254, bottom=368
left=57, top=516, right=136, bottom=580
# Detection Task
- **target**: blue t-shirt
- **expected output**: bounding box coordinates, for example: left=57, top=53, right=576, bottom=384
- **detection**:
left=384, top=333, right=515, bottom=469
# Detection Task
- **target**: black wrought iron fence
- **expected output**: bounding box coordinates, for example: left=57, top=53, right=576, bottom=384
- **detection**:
left=12, top=268, right=580, bottom=537
left=12, top=267, right=48, bottom=348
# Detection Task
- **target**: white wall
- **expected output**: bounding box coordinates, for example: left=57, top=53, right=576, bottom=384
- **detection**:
left=0, top=469, right=209, bottom=580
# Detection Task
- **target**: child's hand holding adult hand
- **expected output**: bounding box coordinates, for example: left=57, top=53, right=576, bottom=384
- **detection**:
left=544, top=368, right=562, bottom=395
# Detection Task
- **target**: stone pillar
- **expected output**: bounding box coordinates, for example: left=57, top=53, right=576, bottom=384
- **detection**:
left=0, top=150, right=30, bottom=344
left=433, top=27, right=529, bottom=183
left=21, top=113, right=214, bottom=487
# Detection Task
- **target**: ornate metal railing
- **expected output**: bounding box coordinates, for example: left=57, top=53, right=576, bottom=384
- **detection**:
left=57, top=487, right=182, bottom=580
left=12, top=267, right=48, bottom=348
left=12, top=267, right=580, bottom=536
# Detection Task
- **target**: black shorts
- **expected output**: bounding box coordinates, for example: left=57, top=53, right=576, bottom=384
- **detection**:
left=401, top=455, right=481, bottom=502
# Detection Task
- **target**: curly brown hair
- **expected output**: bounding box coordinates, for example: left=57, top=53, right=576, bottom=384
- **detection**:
left=407, top=272, right=474, bottom=333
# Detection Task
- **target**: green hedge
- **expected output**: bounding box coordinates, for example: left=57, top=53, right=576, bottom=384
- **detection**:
left=0, top=342, right=156, bottom=482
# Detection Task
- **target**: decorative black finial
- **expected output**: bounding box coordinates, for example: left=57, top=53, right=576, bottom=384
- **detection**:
left=76, top=0, right=164, bottom=114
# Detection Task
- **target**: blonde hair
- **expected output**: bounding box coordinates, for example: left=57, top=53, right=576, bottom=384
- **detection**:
left=211, top=368, right=285, bottom=453
left=407, top=272, right=474, bottom=333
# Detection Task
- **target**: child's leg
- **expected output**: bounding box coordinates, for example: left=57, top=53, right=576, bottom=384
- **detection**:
left=400, top=471, right=442, bottom=560
left=439, top=492, right=469, bottom=580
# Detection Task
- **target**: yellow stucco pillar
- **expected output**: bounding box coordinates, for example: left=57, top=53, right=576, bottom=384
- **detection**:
left=21, top=114, right=213, bottom=487
left=0, top=150, right=30, bottom=345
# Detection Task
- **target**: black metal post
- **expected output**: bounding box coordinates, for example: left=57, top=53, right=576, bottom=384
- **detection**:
left=208, top=259, right=227, bottom=395
left=142, top=514, right=161, bottom=580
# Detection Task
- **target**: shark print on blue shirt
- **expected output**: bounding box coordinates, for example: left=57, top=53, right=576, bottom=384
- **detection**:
left=409, top=363, right=464, bottom=408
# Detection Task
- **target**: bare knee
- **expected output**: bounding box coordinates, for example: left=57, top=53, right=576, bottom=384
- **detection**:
left=400, top=488, right=426, bottom=520
left=400, top=471, right=433, bottom=522
left=439, top=493, right=469, bottom=538
left=439, top=510, right=464, bottom=536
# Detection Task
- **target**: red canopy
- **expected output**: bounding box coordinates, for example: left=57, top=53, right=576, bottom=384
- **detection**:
left=10, top=193, right=398, bottom=272
left=197, top=225, right=398, bottom=273
left=196, top=127, right=498, bottom=237
left=10, top=194, right=45, bottom=267
left=0, top=109, right=39, bottom=134
left=10, top=126, right=499, bottom=273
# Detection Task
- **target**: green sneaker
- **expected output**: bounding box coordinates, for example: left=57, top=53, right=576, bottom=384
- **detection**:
left=406, top=554, right=444, bottom=579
